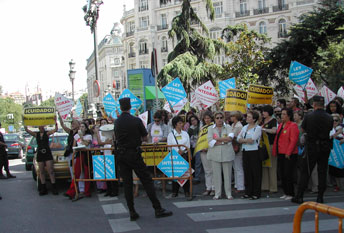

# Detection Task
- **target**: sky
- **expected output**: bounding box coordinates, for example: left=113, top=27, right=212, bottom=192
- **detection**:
left=0, top=0, right=134, bottom=98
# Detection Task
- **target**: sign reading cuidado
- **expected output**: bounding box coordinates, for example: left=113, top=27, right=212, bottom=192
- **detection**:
left=23, top=107, right=55, bottom=126
left=224, top=89, right=248, bottom=113
left=247, top=84, right=273, bottom=104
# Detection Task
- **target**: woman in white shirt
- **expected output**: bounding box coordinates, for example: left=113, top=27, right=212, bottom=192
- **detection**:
left=167, top=116, right=191, bottom=197
left=147, top=111, right=168, bottom=143
left=238, top=110, right=262, bottom=200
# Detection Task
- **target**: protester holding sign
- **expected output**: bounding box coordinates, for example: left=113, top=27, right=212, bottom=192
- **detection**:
left=147, top=111, right=168, bottom=143
left=24, top=122, right=58, bottom=196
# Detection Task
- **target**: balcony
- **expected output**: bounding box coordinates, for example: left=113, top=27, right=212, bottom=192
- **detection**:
left=278, top=31, right=288, bottom=38
left=157, top=24, right=168, bottom=31
left=126, top=31, right=134, bottom=37
left=296, top=0, right=314, bottom=5
left=137, top=26, right=149, bottom=32
left=139, top=5, right=148, bottom=12
left=235, top=10, right=250, bottom=18
left=128, top=52, right=136, bottom=58
left=139, top=49, right=149, bottom=55
left=161, top=47, right=168, bottom=53
left=273, top=4, right=289, bottom=12
left=253, top=7, right=269, bottom=15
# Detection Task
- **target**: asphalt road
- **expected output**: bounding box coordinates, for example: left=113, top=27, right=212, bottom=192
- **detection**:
left=1, top=159, right=343, bottom=233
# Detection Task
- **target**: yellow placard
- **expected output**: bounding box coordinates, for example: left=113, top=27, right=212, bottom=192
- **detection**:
left=194, top=123, right=214, bottom=154
left=224, top=89, right=248, bottom=113
left=23, top=107, right=55, bottom=126
left=141, top=143, right=169, bottom=166
left=261, top=132, right=272, bottom=168
left=247, top=84, right=273, bottom=104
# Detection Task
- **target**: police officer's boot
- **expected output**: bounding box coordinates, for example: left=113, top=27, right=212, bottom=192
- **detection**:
left=129, top=209, right=140, bottom=221
left=316, top=192, right=324, bottom=203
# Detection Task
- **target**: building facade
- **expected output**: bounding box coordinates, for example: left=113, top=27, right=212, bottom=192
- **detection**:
left=86, top=23, right=125, bottom=106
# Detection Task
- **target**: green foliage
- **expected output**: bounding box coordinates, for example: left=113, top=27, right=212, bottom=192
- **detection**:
left=0, top=97, right=23, bottom=131
left=260, top=4, right=344, bottom=94
left=40, top=97, right=55, bottom=107
left=220, top=24, right=271, bottom=90
left=79, top=93, right=88, bottom=107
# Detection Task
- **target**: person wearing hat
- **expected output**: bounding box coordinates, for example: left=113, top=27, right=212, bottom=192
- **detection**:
left=114, top=97, right=172, bottom=221
left=0, top=122, right=16, bottom=179
left=292, top=95, right=333, bottom=204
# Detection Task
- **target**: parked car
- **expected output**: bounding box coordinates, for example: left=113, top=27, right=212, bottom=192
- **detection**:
left=3, top=133, right=26, bottom=159
left=32, top=133, right=70, bottom=187
left=21, top=132, right=32, bottom=144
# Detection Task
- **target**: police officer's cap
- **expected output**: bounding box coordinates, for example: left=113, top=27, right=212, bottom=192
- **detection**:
left=312, top=95, right=325, bottom=103
left=119, top=97, right=131, bottom=110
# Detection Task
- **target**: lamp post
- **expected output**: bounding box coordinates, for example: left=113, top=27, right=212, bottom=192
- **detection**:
left=69, top=59, right=76, bottom=102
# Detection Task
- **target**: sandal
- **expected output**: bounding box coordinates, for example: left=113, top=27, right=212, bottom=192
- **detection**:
left=241, top=194, right=250, bottom=199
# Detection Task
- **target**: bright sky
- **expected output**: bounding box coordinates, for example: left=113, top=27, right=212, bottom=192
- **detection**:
left=0, top=0, right=134, bottom=97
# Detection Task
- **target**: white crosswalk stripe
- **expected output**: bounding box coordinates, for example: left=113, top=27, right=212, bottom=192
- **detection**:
left=97, top=193, right=119, bottom=202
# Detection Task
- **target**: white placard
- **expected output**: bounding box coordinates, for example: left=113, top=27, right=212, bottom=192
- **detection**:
left=293, top=78, right=318, bottom=102
left=320, top=86, right=336, bottom=106
left=138, top=111, right=148, bottom=128
left=163, top=101, right=172, bottom=113
left=190, top=92, right=202, bottom=110
left=172, top=98, right=188, bottom=115
left=195, top=81, right=219, bottom=109
left=54, top=93, right=74, bottom=120
left=337, top=86, right=344, bottom=99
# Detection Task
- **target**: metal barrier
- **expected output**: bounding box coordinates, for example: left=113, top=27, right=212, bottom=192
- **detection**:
left=293, top=201, right=344, bottom=233
left=71, top=144, right=193, bottom=201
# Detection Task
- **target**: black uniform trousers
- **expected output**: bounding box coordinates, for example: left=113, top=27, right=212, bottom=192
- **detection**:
left=278, top=154, right=297, bottom=196
left=117, top=149, right=161, bottom=212
left=296, top=141, right=331, bottom=197
left=243, top=150, right=262, bottom=197
left=0, top=151, right=9, bottom=174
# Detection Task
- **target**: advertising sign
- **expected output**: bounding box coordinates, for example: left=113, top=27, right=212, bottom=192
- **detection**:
left=195, top=80, right=219, bottom=109
left=54, top=93, right=73, bottom=120
left=128, top=73, right=144, bottom=100
left=247, top=84, right=273, bottom=104
left=224, top=89, right=248, bottom=113
left=218, top=78, right=236, bottom=99
left=23, top=107, right=55, bottom=126
left=161, top=77, right=187, bottom=107
left=289, top=61, right=313, bottom=88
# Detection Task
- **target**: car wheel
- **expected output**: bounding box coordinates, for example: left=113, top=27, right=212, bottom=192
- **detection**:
left=32, top=166, right=37, bottom=181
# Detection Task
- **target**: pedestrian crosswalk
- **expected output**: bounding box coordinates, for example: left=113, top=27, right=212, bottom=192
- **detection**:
left=97, top=193, right=344, bottom=233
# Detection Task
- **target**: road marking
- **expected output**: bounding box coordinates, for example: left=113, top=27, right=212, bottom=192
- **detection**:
left=98, top=194, right=118, bottom=202
left=102, top=203, right=128, bottom=215
left=108, top=218, right=140, bottom=233
left=206, top=219, right=339, bottom=233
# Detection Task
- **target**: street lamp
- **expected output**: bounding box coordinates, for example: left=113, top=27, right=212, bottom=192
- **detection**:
left=69, top=59, right=76, bottom=102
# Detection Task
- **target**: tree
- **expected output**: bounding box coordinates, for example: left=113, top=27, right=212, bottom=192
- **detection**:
left=259, top=2, right=344, bottom=94
left=0, top=85, right=3, bottom=96
left=157, top=0, right=226, bottom=93
left=40, top=97, right=55, bottom=107
left=0, top=98, right=23, bottom=132
left=220, top=24, right=271, bottom=90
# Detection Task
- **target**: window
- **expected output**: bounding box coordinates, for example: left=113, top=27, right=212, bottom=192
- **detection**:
left=116, top=81, right=121, bottom=90
left=129, top=63, right=136, bottom=69
left=139, top=16, right=149, bottom=29
left=161, top=37, right=168, bottom=52
left=259, top=21, right=267, bottom=34
left=278, top=0, right=286, bottom=6
left=240, top=0, right=247, bottom=13
left=210, top=28, right=222, bottom=39
left=161, top=14, right=167, bottom=27
left=214, top=2, right=223, bottom=18
left=127, top=21, right=135, bottom=32
left=258, top=0, right=266, bottom=9
left=278, top=19, right=287, bottom=37
left=139, top=39, right=148, bottom=54
left=139, top=0, right=148, bottom=11
left=139, top=60, right=148, bottom=68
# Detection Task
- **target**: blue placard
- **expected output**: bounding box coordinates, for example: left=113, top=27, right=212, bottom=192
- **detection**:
left=328, top=139, right=344, bottom=169
left=289, top=61, right=313, bottom=88
left=118, top=89, right=143, bottom=115
left=75, top=99, right=83, bottom=117
left=219, top=78, right=236, bottom=99
left=161, top=77, right=187, bottom=107
left=92, top=155, right=116, bottom=179
left=157, top=149, right=189, bottom=178
left=103, top=93, right=117, bottom=118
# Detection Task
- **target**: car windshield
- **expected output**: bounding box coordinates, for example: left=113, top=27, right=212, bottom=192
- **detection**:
left=4, top=135, right=19, bottom=141
left=49, top=135, right=68, bottom=151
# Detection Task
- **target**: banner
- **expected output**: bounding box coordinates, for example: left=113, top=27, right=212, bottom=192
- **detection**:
left=289, top=61, right=313, bottom=88
left=141, top=143, right=169, bottom=166
left=161, top=77, right=187, bottom=107
left=138, top=111, right=148, bottom=128
left=194, top=123, right=214, bottom=154
left=218, top=78, right=236, bottom=99
left=54, top=93, right=73, bottom=120
left=23, top=107, right=55, bottom=126
left=337, top=86, right=344, bottom=99
left=172, top=98, right=188, bottom=114
left=75, top=99, right=83, bottom=117
left=118, top=89, right=143, bottom=115
left=293, top=78, right=318, bottom=102
left=328, top=139, right=344, bottom=169
left=319, top=86, right=336, bottom=106
left=103, top=93, right=117, bottom=118
left=247, top=84, right=273, bottom=104
left=195, top=81, right=219, bottom=109
left=224, top=89, right=248, bottom=113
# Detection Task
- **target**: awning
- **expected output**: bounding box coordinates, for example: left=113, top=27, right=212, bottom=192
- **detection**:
left=145, top=86, right=165, bottom=100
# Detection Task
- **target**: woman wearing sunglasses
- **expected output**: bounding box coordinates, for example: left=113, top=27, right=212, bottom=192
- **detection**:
left=207, top=111, right=235, bottom=200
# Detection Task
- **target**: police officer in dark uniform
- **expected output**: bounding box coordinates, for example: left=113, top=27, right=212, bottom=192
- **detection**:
left=114, top=98, right=172, bottom=221
left=292, top=96, right=333, bottom=204
left=0, top=122, right=16, bottom=179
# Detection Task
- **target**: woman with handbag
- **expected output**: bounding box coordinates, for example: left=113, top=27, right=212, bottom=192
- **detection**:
left=230, top=111, right=244, bottom=193
left=167, top=116, right=191, bottom=197
left=207, top=111, right=235, bottom=200
left=272, top=108, right=299, bottom=200
left=238, top=110, right=262, bottom=200
left=261, top=105, right=278, bottom=193
left=24, top=122, right=58, bottom=196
